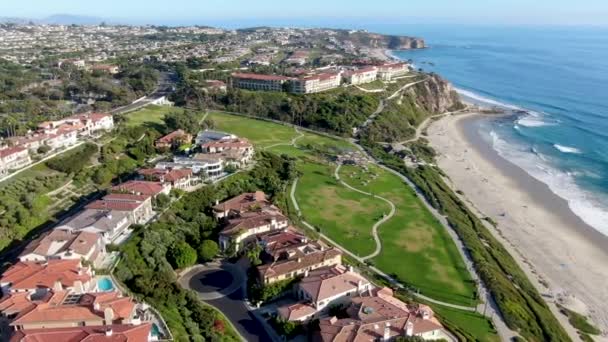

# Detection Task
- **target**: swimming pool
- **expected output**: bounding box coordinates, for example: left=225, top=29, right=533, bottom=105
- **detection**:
left=97, top=277, right=115, bottom=292
left=151, top=323, right=160, bottom=337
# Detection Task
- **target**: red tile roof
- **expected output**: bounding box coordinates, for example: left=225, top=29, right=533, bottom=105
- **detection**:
left=213, top=191, right=270, bottom=215
left=10, top=323, right=152, bottom=342
left=111, top=180, right=164, bottom=196
left=20, top=229, right=101, bottom=259
left=0, top=146, right=28, bottom=158
left=0, top=260, right=91, bottom=292
left=156, top=129, right=190, bottom=144
left=86, top=201, right=142, bottom=212
left=232, top=73, right=294, bottom=81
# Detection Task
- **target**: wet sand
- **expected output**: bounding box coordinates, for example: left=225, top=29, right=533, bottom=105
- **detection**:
left=427, top=113, right=608, bottom=337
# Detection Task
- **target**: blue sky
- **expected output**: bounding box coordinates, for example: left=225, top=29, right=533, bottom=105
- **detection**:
left=2, top=0, right=608, bottom=26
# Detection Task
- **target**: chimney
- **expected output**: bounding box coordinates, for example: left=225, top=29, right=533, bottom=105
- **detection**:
left=104, top=307, right=115, bottom=325
left=297, top=258, right=302, bottom=263
left=348, top=265, right=354, bottom=273
left=405, top=321, right=414, bottom=336
left=215, top=199, right=219, bottom=206
left=383, top=322, right=391, bottom=341
left=53, top=280, right=63, bottom=292
left=357, top=280, right=364, bottom=293
left=105, top=327, right=113, bottom=337
left=304, top=270, right=309, bottom=278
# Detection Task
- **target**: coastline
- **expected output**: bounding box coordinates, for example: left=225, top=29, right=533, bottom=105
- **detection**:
left=427, top=113, right=608, bottom=335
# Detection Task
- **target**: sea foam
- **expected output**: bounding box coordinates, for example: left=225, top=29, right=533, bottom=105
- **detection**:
left=554, top=144, right=582, bottom=154
left=488, top=130, right=608, bottom=235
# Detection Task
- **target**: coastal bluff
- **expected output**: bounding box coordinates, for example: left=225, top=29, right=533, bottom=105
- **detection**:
left=336, top=30, right=426, bottom=50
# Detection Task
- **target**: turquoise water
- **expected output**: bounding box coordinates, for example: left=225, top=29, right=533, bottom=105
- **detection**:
left=98, top=277, right=115, bottom=291
left=390, top=25, right=608, bottom=234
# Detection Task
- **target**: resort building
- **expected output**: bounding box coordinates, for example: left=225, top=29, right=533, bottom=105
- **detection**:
left=111, top=180, right=171, bottom=198
left=232, top=73, right=294, bottom=92
left=317, top=287, right=454, bottom=342
left=60, top=209, right=131, bottom=244
left=219, top=210, right=289, bottom=252
left=0, top=259, right=94, bottom=296
left=377, top=62, right=410, bottom=81
left=291, top=73, right=342, bottom=94
left=155, top=129, right=193, bottom=150
left=8, top=290, right=138, bottom=330
left=212, top=191, right=272, bottom=220
left=343, top=66, right=378, bottom=85
left=10, top=323, right=152, bottom=342
left=257, top=240, right=342, bottom=285
left=278, top=265, right=372, bottom=322
left=86, top=193, right=154, bottom=226
left=18, top=229, right=105, bottom=266
left=0, top=147, right=32, bottom=175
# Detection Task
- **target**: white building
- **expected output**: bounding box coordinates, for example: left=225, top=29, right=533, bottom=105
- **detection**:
left=343, top=66, right=378, bottom=85
left=291, top=73, right=342, bottom=94
left=0, top=147, right=31, bottom=175
left=377, top=62, right=410, bottom=81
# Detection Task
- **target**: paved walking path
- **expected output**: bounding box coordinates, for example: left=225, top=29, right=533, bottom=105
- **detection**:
left=263, top=127, right=304, bottom=150
left=333, top=164, right=395, bottom=260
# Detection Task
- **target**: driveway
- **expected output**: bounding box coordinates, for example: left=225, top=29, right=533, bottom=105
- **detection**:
left=179, top=262, right=273, bottom=342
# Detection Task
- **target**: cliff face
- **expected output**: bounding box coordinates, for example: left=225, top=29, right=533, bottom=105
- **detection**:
left=385, top=36, right=426, bottom=50
left=406, top=74, right=463, bottom=113
left=343, top=31, right=426, bottom=50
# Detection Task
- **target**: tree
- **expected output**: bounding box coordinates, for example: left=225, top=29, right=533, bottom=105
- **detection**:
left=168, top=241, right=197, bottom=269
left=163, top=109, right=200, bottom=134
left=198, top=240, right=219, bottom=262
left=37, top=145, right=52, bottom=154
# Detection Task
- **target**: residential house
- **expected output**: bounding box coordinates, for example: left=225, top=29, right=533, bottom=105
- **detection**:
left=18, top=229, right=104, bottom=266
left=203, top=80, right=227, bottom=92
left=90, top=64, right=120, bottom=74
left=86, top=193, right=154, bottom=226
left=156, top=156, right=223, bottom=179
left=200, top=138, right=254, bottom=167
left=377, top=62, right=410, bottom=81
left=0, top=260, right=94, bottom=296
left=138, top=168, right=195, bottom=190
left=257, top=240, right=342, bottom=285
left=212, top=191, right=272, bottom=220
left=291, top=72, right=342, bottom=94
left=155, top=130, right=192, bottom=150
left=231, top=73, right=293, bottom=92
left=8, top=290, right=139, bottom=330
left=0, top=147, right=32, bottom=175
left=343, top=66, right=378, bottom=85
left=60, top=209, right=131, bottom=244
left=111, top=180, right=170, bottom=198
left=38, top=113, right=114, bottom=137
left=278, top=265, right=372, bottom=322
left=195, top=130, right=236, bottom=146
left=10, top=323, right=152, bottom=342
left=316, top=287, right=454, bottom=342
left=219, top=210, right=289, bottom=252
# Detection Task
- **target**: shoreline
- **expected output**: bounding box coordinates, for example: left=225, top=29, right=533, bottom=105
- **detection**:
left=427, top=113, right=608, bottom=335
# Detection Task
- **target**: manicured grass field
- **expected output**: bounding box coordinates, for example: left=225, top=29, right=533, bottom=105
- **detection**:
left=206, top=111, right=475, bottom=305
left=207, top=112, right=299, bottom=148
left=295, top=161, right=389, bottom=257
left=339, top=164, right=476, bottom=306
left=125, top=105, right=175, bottom=127
left=431, top=304, right=500, bottom=341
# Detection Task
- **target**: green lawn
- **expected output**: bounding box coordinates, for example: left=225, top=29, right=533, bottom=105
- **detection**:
left=431, top=304, right=500, bottom=341
left=339, top=164, right=476, bottom=306
left=125, top=105, right=175, bottom=128
left=206, top=111, right=476, bottom=306
left=207, top=112, right=299, bottom=148
left=295, top=161, right=388, bottom=257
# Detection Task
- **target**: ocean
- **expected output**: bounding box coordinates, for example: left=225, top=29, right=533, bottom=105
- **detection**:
left=389, top=25, right=608, bottom=235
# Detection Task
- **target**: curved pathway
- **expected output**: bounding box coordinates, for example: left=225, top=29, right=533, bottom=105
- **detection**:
left=333, top=164, right=396, bottom=260
left=263, top=127, right=304, bottom=150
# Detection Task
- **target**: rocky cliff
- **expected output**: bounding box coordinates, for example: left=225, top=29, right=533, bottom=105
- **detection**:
left=407, top=74, right=463, bottom=113
left=340, top=31, right=426, bottom=50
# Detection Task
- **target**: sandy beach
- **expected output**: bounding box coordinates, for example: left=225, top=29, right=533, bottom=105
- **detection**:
left=427, top=113, right=608, bottom=338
